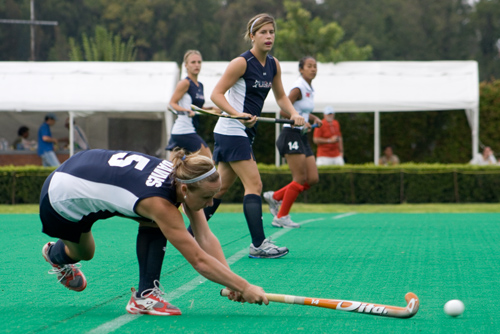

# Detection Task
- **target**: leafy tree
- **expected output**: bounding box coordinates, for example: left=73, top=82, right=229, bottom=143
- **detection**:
left=84, top=0, right=223, bottom=62
left=471, top=0, right=500, bottom=80
left=274, top=0, right=372, bottom=62
left=41, top=0, right=100, bottom=61
left=212, top=0, right=286, bottom=60
left=478, top=79, right=500, bottom=152
left=68, top=25, right=136, bottom=61
left=318, top=0, right=475, bottom=62
left=0, top=0, right=28, bottom=60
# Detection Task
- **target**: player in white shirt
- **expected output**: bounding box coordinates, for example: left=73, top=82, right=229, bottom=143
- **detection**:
left=264, top=57, right=321, bottom=228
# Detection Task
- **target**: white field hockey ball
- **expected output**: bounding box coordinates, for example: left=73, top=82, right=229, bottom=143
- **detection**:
left=444, top=299, right=465, bottom=317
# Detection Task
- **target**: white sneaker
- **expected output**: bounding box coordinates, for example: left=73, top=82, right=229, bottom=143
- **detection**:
left=249, top=238, right=289, bottom=259
left=263, top=191, right=281, bottom=217
left=272, top=215, right=300, bottom=229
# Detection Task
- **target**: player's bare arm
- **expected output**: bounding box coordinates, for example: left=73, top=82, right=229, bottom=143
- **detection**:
left=182, top=205, right=249, bottom=301
left=181, top=203, right=229, bottom=268
left=136, top=197, right=267, bottom=304
left=211, top=57, right=257, bottom=127
left=272, top=59, right=304, bottom=126
left=279, top=87, right=301, bottom=119
left=170, top=79, right=194, bottom=116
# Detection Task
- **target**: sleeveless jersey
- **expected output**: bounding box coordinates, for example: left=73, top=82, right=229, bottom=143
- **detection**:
left=283, top=76, right=314, bottom=130
left=47, top=149, right=178, bottom=222
left=213, top=50, right=277, bottom=143
left=171, top=77, right=205, bottom=134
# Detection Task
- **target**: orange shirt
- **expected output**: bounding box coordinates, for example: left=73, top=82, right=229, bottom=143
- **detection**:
left=313, top=119, right=342, bottom=157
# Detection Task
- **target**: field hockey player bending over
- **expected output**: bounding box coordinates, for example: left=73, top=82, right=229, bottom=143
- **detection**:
left=40, top=148, right=268, bottom=316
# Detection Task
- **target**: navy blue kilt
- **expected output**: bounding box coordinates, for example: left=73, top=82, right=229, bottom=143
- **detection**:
left=276, top=127, right=314, bottom=157
left=166, top=133, right=208, bottom=153
left=39, top=172, right=101, bottom=243
left=213, top=134, right=255, bottom=163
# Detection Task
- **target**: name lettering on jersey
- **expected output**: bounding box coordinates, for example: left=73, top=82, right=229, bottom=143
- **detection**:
left=195, top=92, right=204, bottom=100
left=252, top=80, right=272, bottom=89
left=146, top=160, right=173, bottom=187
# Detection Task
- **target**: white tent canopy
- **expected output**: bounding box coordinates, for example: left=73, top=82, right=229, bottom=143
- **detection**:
left=0, top=62, right=179, bottom=112
left=183, top=60, right=479, bottom=165
left=0, top=62, right=179, bottom=155
left=1, top=61, right=479, bottom=164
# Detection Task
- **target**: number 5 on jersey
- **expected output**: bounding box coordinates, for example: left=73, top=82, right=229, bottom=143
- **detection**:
left=108, top=152, right=150, bottom=170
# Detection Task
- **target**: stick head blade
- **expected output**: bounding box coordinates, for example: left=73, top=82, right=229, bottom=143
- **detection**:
left=403, top=292, right=420, bottom=318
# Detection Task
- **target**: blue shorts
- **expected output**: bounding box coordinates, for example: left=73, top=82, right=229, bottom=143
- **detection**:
left=39, top=172, right=109, bottom=243
left=166, top=133, right=208, bottom=153
left=213, top=134, right=255, bottom=163
left=276, top=127, right=314, bottom=157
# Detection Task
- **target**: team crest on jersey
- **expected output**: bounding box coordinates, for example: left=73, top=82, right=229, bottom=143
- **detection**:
left=306, top=92, right=311, bottom=97
left=252, top=80, right=272, bottom=89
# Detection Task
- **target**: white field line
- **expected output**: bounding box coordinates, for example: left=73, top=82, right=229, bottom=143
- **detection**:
left=86, top=212, right=356, bottom=334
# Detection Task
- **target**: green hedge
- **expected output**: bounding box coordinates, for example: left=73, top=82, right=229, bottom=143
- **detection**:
left=256, top=164, right=500, bottom=204
left=2, top=164, right=500, bottom=205
left=0, top=166, right=54, bottom=205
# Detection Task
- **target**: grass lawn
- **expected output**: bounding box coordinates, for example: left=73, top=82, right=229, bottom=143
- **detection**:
left=1, top=202, right=499, bottom=214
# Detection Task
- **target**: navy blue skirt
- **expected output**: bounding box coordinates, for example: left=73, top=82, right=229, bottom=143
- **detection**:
left=276, top=127, right=314, bottom=157
left=39, top=172, right=102, bottom=243
left=166, top=133, right=208, bottom=153
left=213, top=134, right=255, bottom=163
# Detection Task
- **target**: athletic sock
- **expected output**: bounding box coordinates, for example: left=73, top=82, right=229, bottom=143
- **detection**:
left=303, top=182, right=311, bottom=191
left=203, top=197, right=222, bottom=221
left=136, top=226, right=167, bottom=296
left=49, top=239, right=77, bottom=265
left=277, top=181, right=304, bottom=218
left=243, top=194, right=266, bottom=248
left=272, top=185, right=288, bottom=202
left=187, top=224, right=194, bottom=236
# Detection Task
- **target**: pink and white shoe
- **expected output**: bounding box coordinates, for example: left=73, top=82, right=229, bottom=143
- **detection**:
left=42, top=242, right=87, bottom=292
left=126, top=281, right=181, bottom=316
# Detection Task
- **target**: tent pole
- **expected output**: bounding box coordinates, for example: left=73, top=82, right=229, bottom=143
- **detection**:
left=68, top=111, right=74, bottom=157
left=465, top=108, right=480, bottom=159
left=374, top=111, right=380, bottom=165
left=473, top=107, right=479, bottom=159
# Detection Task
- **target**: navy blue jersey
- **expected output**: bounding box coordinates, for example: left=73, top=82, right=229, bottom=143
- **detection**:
left=47, top=149, right=179, bottom=222
left=171, top=77, right=205, bottom=135
left=238, top=51, right=276, bottom=118
left=186, top=77, right=205, bottom=109
left=186, top=77, right=204, bottom=131
left=214, top=50, right=277, bottom=143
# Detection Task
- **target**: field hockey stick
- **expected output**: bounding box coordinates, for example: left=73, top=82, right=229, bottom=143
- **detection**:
left=191, top=105, right=295, bottom=125
left=220, top=288, right=419, bottom=319
left=167, top=106, right=190, bottom=116
left=301, top=123, right=320, bottom=134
